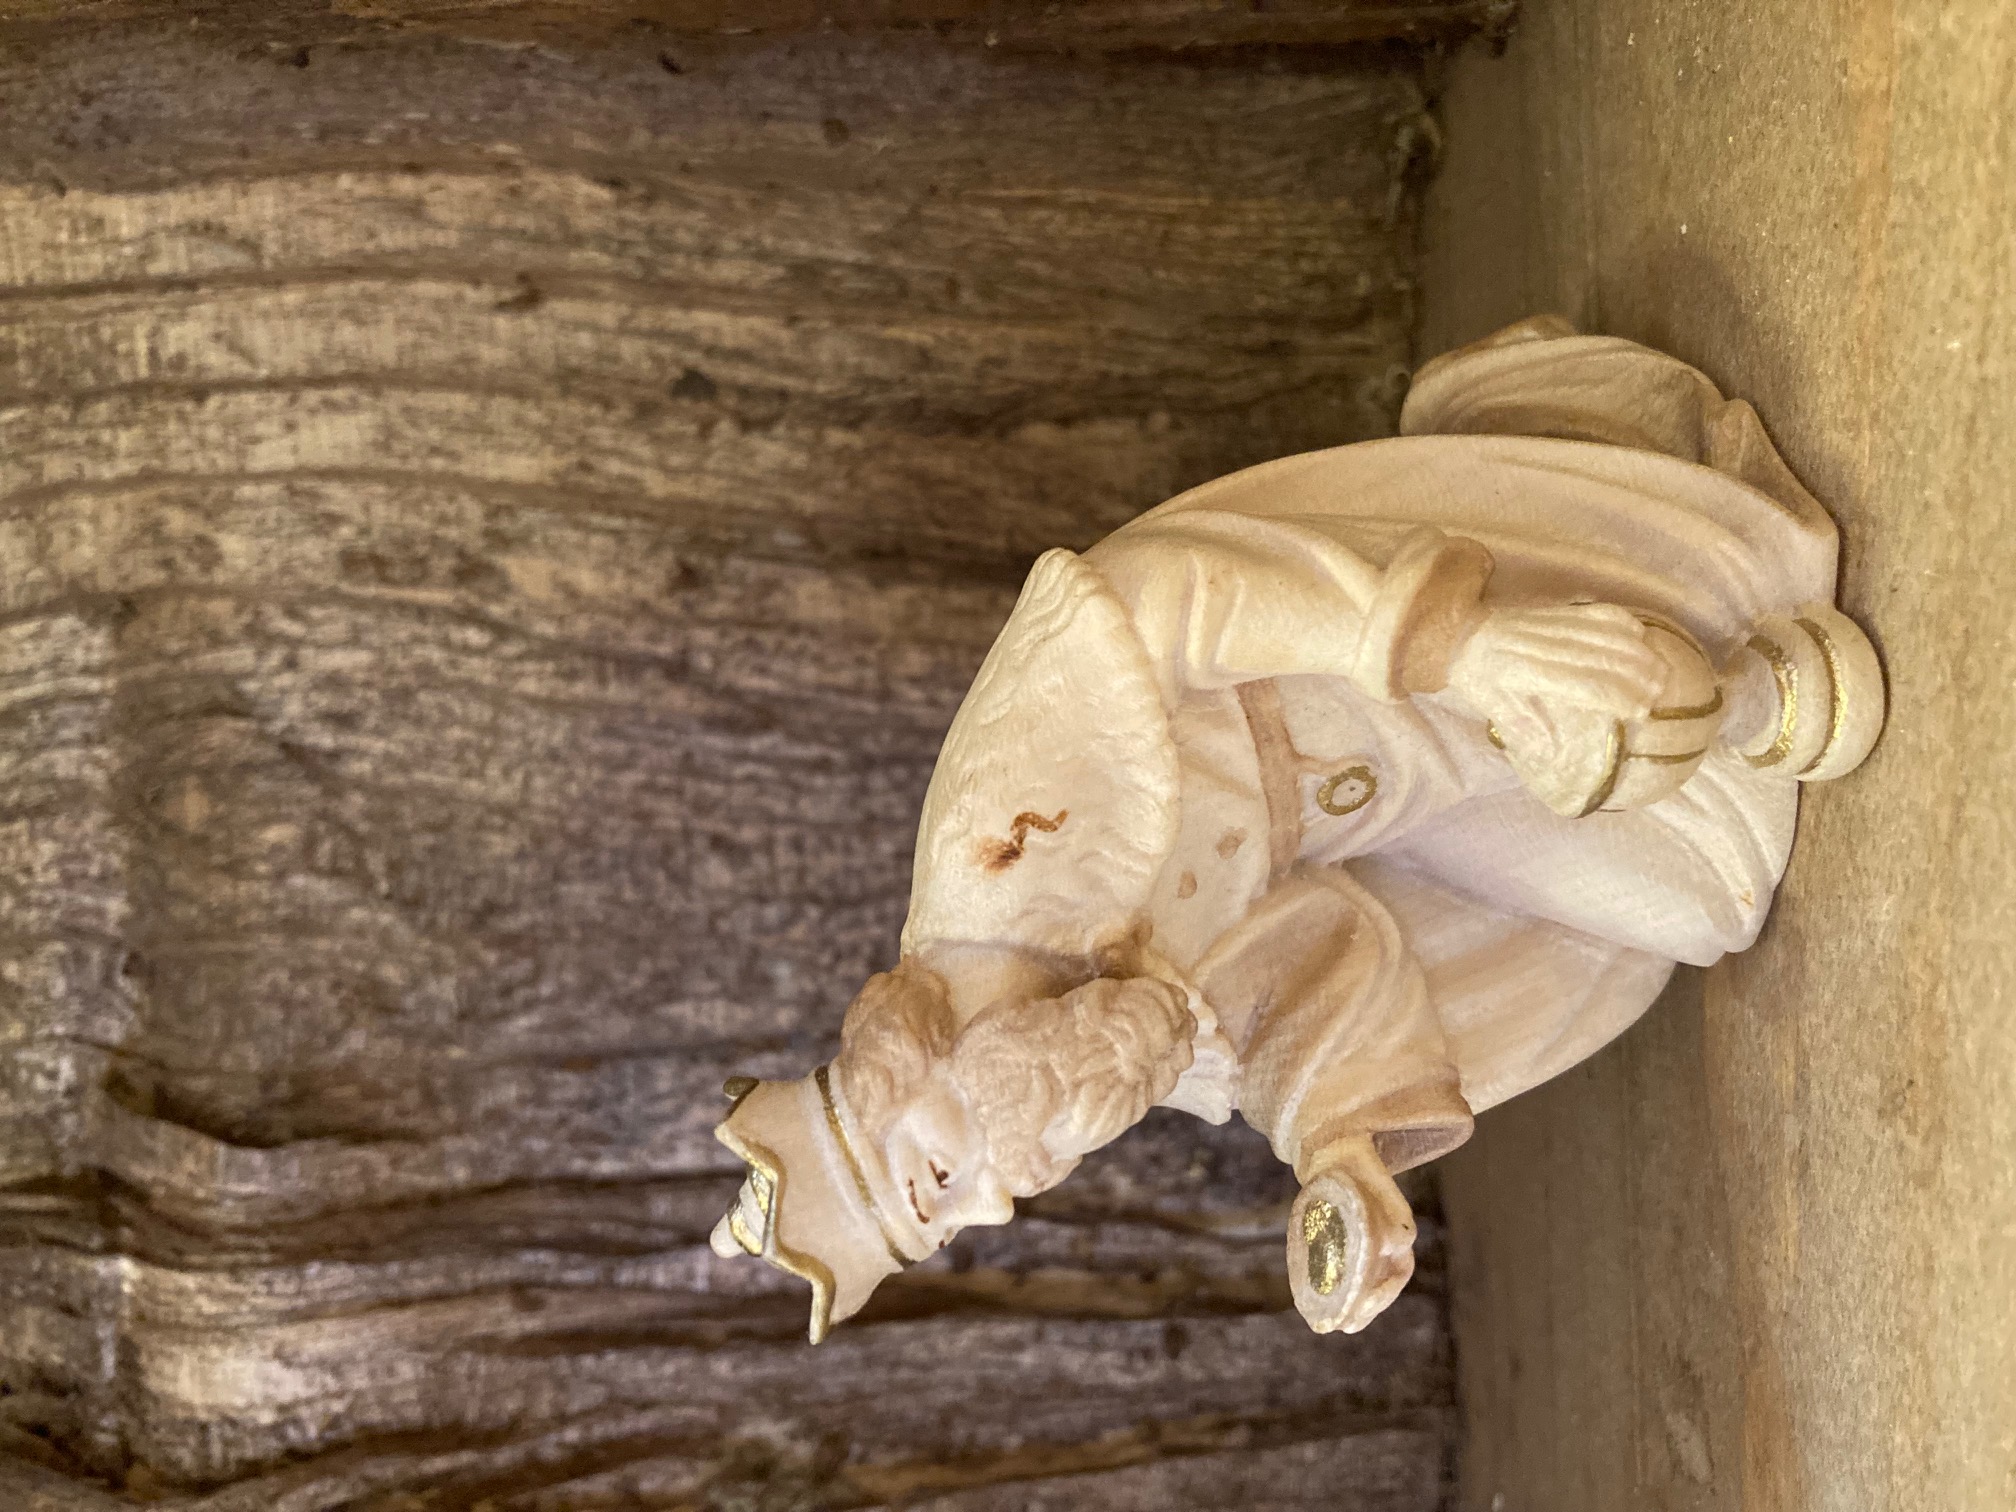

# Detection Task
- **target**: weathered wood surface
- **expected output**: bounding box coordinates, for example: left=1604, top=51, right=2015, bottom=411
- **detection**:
left=1420, top=2, right=2016, bottom=1509
left=0, top=12, right=1452, bottom=1508
left=0, top=0, right=1513, bottom=54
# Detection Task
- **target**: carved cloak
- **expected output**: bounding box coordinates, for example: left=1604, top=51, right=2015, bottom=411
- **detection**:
left=901, top=325, right=1841, bottom=1142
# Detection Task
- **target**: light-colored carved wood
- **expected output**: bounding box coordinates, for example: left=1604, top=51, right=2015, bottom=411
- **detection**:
left=710, top=317, right=1880, bottom=1349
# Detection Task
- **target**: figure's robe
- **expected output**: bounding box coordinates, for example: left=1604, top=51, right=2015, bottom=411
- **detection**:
left=901, top=323, right=1840, bottom=1181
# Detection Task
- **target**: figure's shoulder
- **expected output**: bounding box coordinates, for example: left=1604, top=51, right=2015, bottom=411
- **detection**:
left=901, top=548, right=1183, bottom=963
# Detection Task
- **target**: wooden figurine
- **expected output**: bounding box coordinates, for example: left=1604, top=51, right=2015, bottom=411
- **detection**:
left=708, top=318, right=1885, bottom=1342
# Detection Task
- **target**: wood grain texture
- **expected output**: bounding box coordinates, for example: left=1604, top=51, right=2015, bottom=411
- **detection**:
left=0, top=12, right=1453, bottom=1508
left=1421, top=2, right=2016, bottom=1508
left=0, top=0, right=1514, bottom=54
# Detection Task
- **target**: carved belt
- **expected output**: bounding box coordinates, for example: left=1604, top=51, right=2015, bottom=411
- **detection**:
left=1234, top=679, right=1384, bottom=881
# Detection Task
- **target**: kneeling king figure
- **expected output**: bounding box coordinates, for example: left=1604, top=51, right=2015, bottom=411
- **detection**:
left=708, top=319, right=1885, bottom=1342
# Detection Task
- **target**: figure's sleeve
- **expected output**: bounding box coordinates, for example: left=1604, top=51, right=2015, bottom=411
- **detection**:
left=1378, top=745, right=1795, bottom=967
left=1191, top=865, right=1474, bottom=1179
left=1083, top=508, right=1493, bottom=707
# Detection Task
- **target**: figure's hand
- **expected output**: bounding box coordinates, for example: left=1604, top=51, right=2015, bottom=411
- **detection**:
left=1445, top=603, right=1676, bottom=816
left=1446, top=602, right=1666, bottom=729
left=1287, top=1136, right=1418, bottom=1334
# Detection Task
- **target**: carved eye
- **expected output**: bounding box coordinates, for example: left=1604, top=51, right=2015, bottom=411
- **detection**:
left=929, top=1161, right=951, bottom=1189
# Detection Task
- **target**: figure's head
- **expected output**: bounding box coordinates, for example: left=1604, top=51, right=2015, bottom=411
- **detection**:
left=711, top=960, right=1195, bottom=1340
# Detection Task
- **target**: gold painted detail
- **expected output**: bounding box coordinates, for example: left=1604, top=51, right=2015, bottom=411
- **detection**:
left=1635, top=612, right=1721, bottom=723
left=719, top=1075, right=773, bottom=1257
left=1576, top=720, right=1628, bottom=818
left=1626, top=747, right=1709, bottom=766
left=733, top=1163, right=775, bottom=1256
left=1793, top=616, right=1846, bottom=776
left=1648, top=686, right=1724, bottom=722
left=1484, top=721, right=1506, bottom=751
left=817, top=1064, right=915, bottom=1267
left=1316, top=764, right=1378, bottom=817
left=1743, top=635, right=1798, bottom=768
left=726, top=1186, right=765, bottom=1257
left=715, top=1122, right=841, bottom=1344
left=1302, top=1199, right=1350, bottom=1297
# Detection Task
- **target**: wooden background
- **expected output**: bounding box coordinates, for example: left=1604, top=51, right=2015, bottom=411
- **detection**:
left=1422, top=2, right=2016, bottom=1509
left=0, top=3, right=1503, bottom=1506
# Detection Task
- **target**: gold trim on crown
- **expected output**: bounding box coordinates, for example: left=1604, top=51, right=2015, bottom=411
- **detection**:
left=714, top=1117, right=840, bottom=1344
left=817, top=1064, right=922, bottom=1267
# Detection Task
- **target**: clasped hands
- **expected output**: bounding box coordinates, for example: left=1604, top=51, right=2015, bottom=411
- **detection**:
left=1444, top=601, right=1670, bottom=765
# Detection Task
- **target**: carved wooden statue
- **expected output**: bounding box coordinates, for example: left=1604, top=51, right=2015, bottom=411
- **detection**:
left=709, top=318, right=1884, bottom=1342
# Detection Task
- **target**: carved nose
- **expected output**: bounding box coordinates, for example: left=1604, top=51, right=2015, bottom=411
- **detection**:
left=971, top=1179, right=1016, bottom=1226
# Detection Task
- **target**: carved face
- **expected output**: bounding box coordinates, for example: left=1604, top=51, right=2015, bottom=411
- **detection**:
left=711, top=968, right=1198, bottom=1342
left=821, top=963, right=1196, bottom=1270
left=875, top=1066, right=1017, bottom=1247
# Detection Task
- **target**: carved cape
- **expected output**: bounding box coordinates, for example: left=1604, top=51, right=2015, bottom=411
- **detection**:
left=901, top=326, right=1839, bottom=1160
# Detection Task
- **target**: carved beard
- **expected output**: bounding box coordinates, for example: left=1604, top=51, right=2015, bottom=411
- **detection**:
left=944, top=975, right=1195, bottom=1197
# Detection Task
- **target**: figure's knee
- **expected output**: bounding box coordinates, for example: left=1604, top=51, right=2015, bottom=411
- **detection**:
left=1401, top=318, right=1729, bottom=462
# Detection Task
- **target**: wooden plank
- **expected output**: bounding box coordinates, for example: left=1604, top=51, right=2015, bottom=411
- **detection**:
left=1420, top=2, right=2016, bottom=1509
left=0, top=0, right=1513, bottom=53
left=0, top=14, right=1451, bottom=1506
left=897, top=1430, right=1448, bottom=1511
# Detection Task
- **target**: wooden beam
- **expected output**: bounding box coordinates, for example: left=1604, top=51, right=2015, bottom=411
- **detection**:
left=0, top=0, right=1515, bottom=52
left=0, top=14, right=1450, bottom=1506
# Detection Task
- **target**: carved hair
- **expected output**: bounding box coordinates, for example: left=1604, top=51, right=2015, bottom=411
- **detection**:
left=948, top=977, right=1195, bottom=1195
left=834, top=962, right=958, bottom=1142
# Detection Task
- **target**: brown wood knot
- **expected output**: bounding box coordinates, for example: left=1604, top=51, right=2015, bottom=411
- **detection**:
left=977, top=809, right=1068, bottom=872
